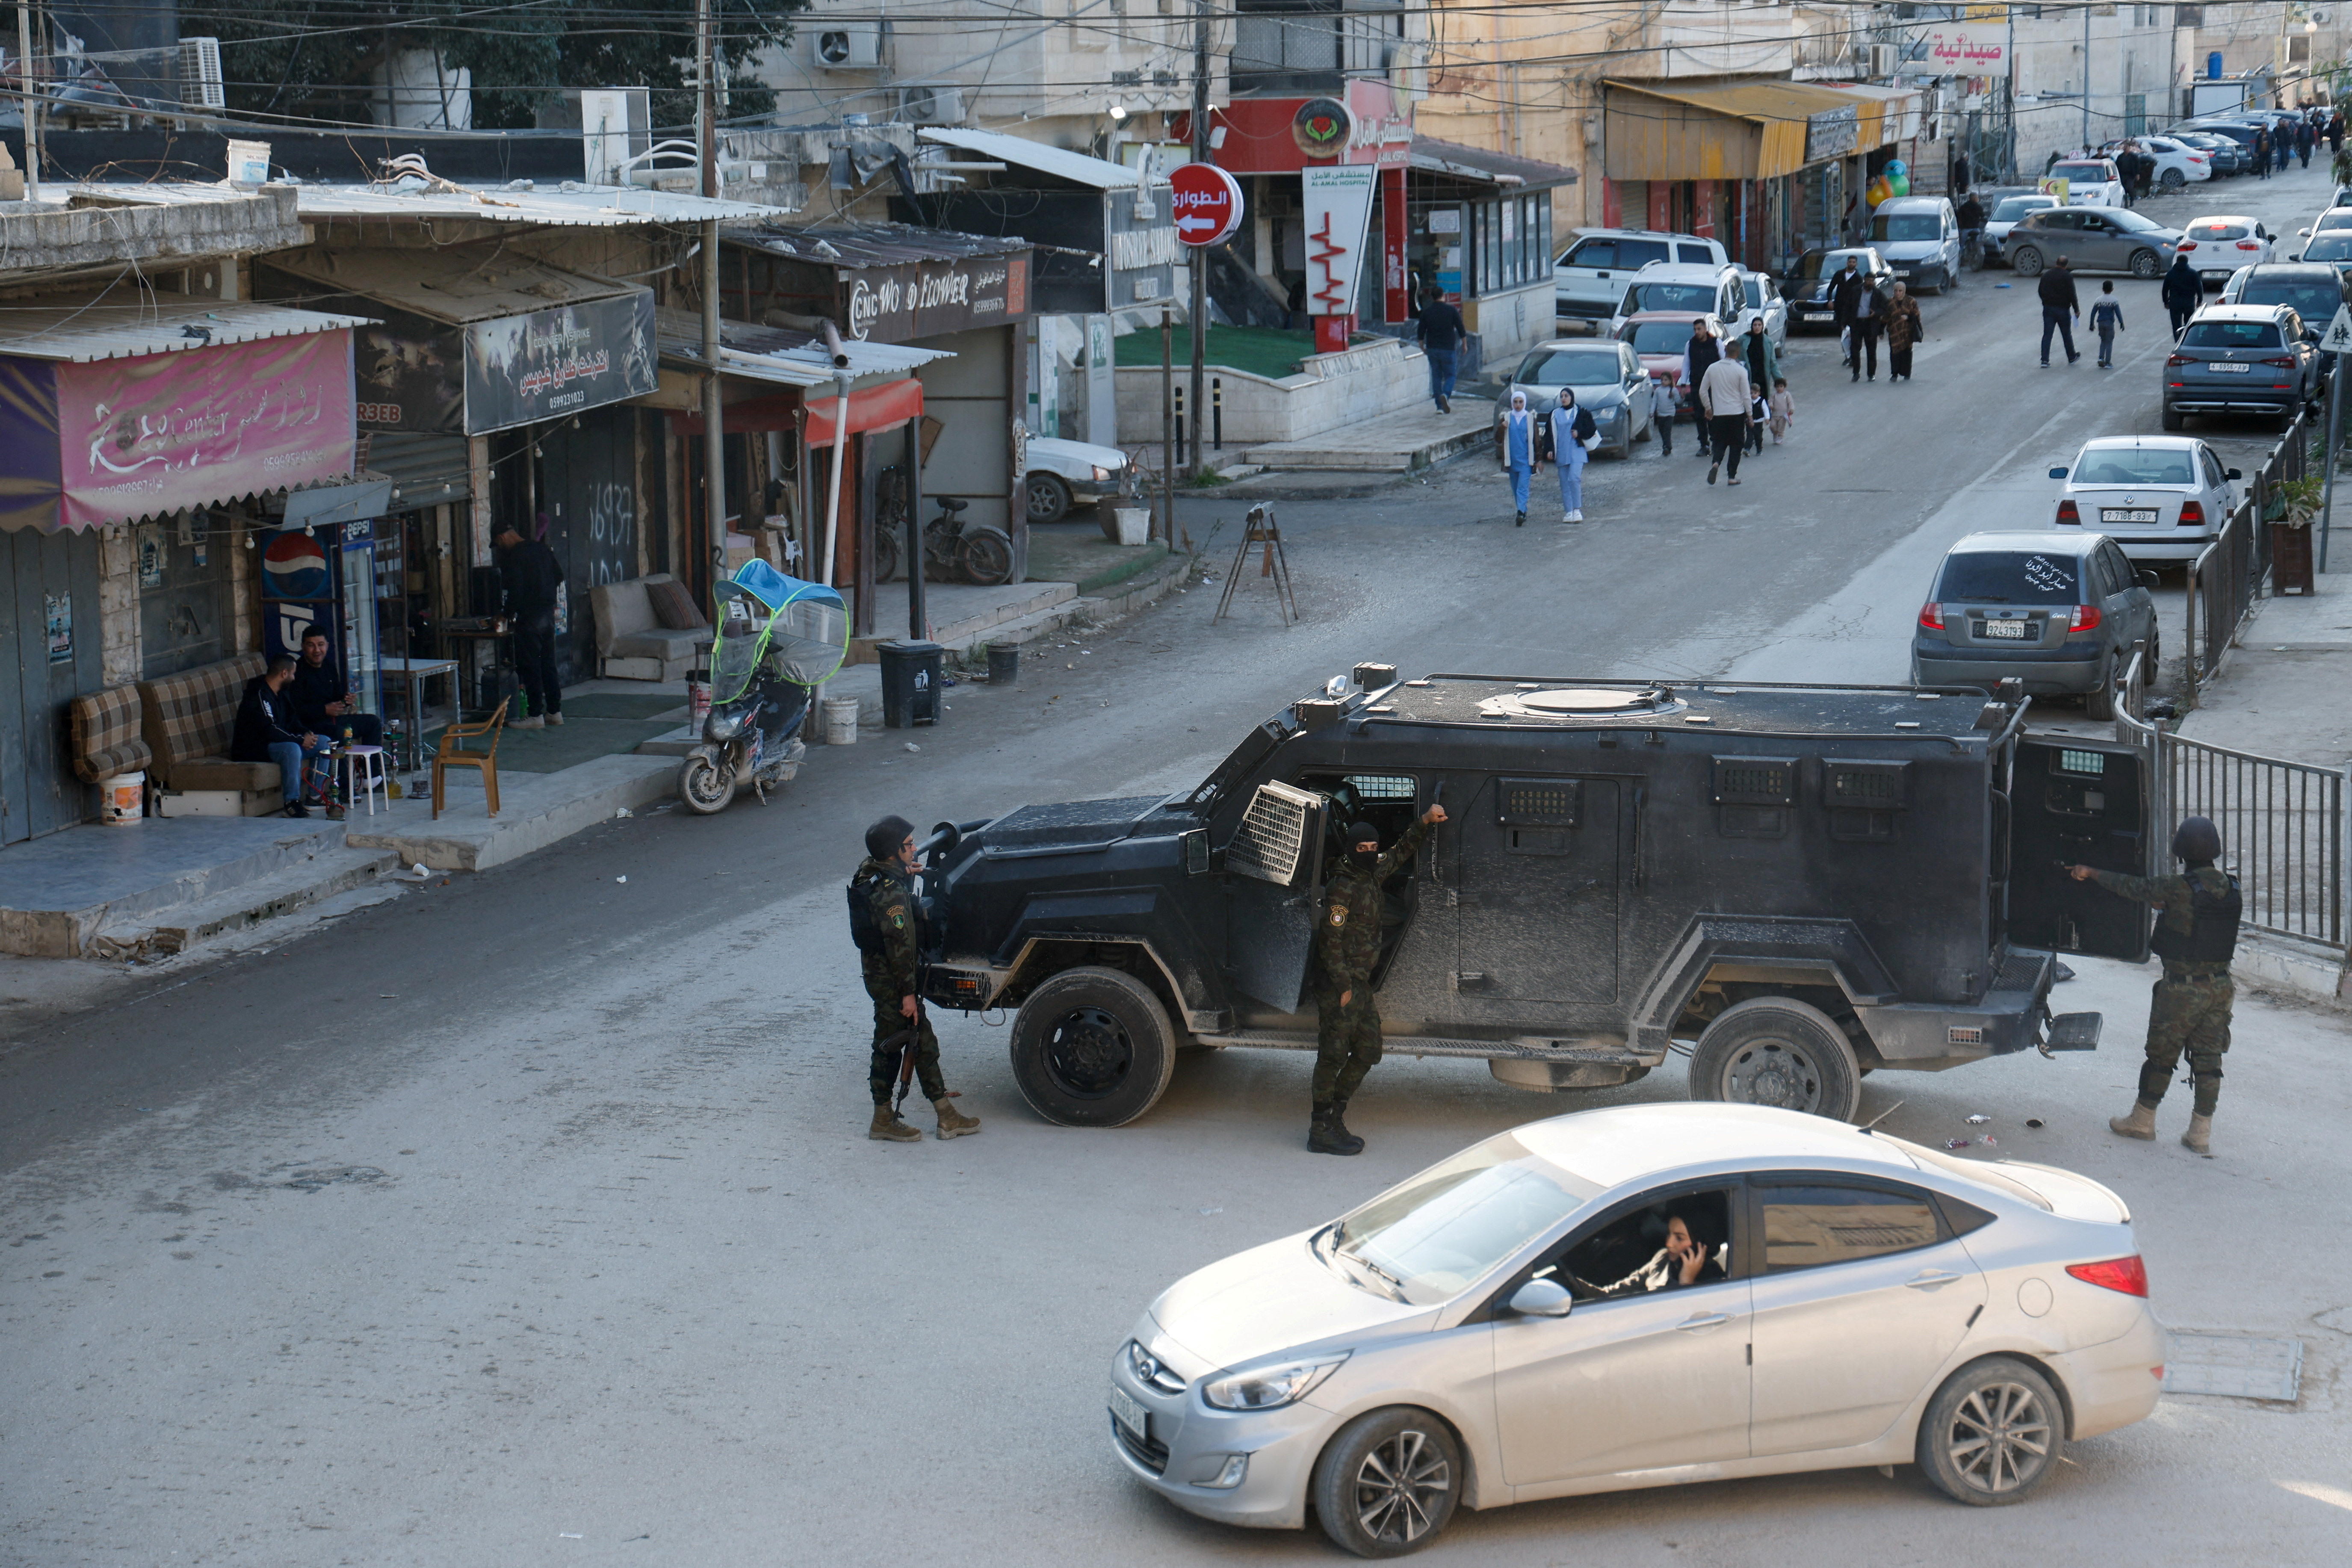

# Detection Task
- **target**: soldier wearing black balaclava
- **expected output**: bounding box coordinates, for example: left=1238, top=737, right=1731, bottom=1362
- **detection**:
left=1305, top=804, right=1447, bottom=1155
left=2068, top=816, right=2241, bottom=1156
left=850, top=815, right=979, bottom=1144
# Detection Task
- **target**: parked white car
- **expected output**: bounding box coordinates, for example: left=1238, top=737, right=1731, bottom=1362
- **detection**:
left=2046, top=158, right=2126, bottom=207
left=1025, top=435, right=1132, bottom=524
left=1554, top=228, right=1728, bottom=322
left=1736, top=269, right=1789, bottom=348
left=1605, top=262, right=1753, bottom=340
left=1110, top=1104, right=2164, bottom=1557
left=2048, top=436, right=2243, bottom=564
left=2175, top=214, right=2277, bottom=282
left=1983, top=192, right=2060, bottom=265
left=2104, top=136, right=2213, bottom=190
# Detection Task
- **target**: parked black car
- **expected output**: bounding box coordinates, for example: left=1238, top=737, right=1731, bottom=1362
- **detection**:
left=1778, top=246, right=1891, bottom=332
left=913, top=668, right=2129, bottom=1130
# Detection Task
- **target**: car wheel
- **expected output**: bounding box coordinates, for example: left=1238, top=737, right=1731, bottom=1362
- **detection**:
left=2161, top=405, right=2186, bottom=432
left=1008, top=966, right=1176, bottom=1127
left=1916, top=1357, right=2066, bottom=1506
left=1689, top=996, right=1863, bottom=1122
left=1311, top=1407, right=1463, bottom=1559
left=2130, top=249, right=2163, bottom=280
left=2085, top=659, right=2117, bottom=721
left=2010, top=246, right=2045, bottom=278
left=1025, top=470, right=1073, bottom=524
left=2161, top=168, right=2185, bottom=191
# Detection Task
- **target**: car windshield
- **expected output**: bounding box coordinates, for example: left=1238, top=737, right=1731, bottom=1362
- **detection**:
left=2302, top=234, right=2352, bottom=263
left=1791, top=250, right=1865, bottom=279
left=1991, top=195, right=2054, bottom=221
left=1624, top=282, right=1719, bottom=314
left=2053, top=162, right=2110, bottom=181
left=2312, top=210, right=2352, bottom=233
left=2182, top=319, right=2283, bottom=348
left=2189, top=221, right=2252, bottom=241
left=1935, top=551, right=2082, bottom=605
left=1517, top=348, right=1623, bottom=387
left=1623, top=320, right=1701, bottom=352
left=2242, top=279, right=2345, bottom=322
left=2073, top=448, right=2198, bottom=486
left=1744, top=276, right=1767, bottom=306
left=1323, top=1132, right=1604, bottom=1305
left=1871, top=213, right=1942, bottom=242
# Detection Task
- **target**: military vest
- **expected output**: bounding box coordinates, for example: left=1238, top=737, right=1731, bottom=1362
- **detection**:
left=2150, top=869, right=2241, bottom=965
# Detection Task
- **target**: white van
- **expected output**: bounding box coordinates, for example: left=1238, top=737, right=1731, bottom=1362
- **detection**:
left=1554, top=228, right=1730, bottom=321
left=1868, top=196, right=1962, bottom=293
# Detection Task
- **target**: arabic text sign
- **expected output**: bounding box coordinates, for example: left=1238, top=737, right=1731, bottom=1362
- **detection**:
left=463, top=291, right=657, bottom=435
left=839, top=252, right=1033, bottom=343
left=1921, top=24, right=2009, bottom=76
left=57, top=331, right=357, bottom=530
left=1301, top=164, right=1379, bottom=319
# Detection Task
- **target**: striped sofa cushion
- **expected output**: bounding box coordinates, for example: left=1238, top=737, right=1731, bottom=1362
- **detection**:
left=138, top=653, right=271, bottom=791
left=68, top=685, right=153, bottom=783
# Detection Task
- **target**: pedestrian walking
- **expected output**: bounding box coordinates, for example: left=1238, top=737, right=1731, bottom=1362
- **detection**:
left=1699, top=349, right=1752, bottom=486
left=2297, top=118, right=2314, bottom=169
left=1767, top=377, right=1795, bottom=444
left=2114, top=145, right=2139, bottom=208
left=2162, top=252, right=2201, bottom=340
left=2330, top=110, right=2344, bottom=155
left=1957, top=191, right=1986, bottom=266
left=1416, top=286, right=1464, bottom=413
left=2254, top=127, right=2271, bottom=179
left=1829, top=256, right=1865, bottom=371
left=2038, top=255, right=2083, bottom=366
left=1536, top=385, right=1599, bottom=523
left=1849, top=273, right=1885, bottom=381
left=851, top=816, right=981, bottom=1143
left=1682, top=319, right=1723, bottom=458
left=1307, top=806, right=1446, bottom=1155
left=494, top=519, right=565, bottom=728
left=1738, top=317, right=1778, bottom=453
left=1649, top=370, right=1676, bottom=457
left=2068, top=816, right=2242, bottom=1156
left=1497, top=390, right=1537, bottom=526
left=2090, top=280, right=2126, bottom=368
left=1884, top=281, right=1924, bottom=381
left=2277, top=125, right=2292, bottom=173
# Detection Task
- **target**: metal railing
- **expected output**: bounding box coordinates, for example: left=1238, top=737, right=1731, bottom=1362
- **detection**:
left=2182, top=412, right=2297, bottom=706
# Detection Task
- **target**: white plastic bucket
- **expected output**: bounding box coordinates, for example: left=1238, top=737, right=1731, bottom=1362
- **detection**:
left=101, top=771, right=145, bottom=825
left=821, top=696, right=860, bottom=746
left=1112, top=507, right=1151, bottom=546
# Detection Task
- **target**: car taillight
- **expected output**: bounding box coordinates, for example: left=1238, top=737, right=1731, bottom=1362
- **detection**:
left=2069, top=603, right=2104, bottom=632
left=2261, top=355, right=2298, bottom=369
left=2177, top=240, right=2197, bottom=251
left=2065, top=1255, right=2149, bottom=1297
left=2057, top=499, right=2081, bottom=524
left=2166, top=353, right=2191, bottom=366
left=2179, top=501, right=2205, bottom=527
left=1918, top=601, right=1945, bottom=631
left=2237, top=241, right=2262, bottom=251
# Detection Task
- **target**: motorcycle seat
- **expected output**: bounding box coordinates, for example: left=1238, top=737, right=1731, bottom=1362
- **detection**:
left=936, top=497, right=970, bottom=516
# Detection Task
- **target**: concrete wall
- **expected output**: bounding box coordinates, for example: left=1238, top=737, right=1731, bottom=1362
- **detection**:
left=1115, top=336, right=1430, bottom=447
left=1463, top=279, right=1555, bottom=369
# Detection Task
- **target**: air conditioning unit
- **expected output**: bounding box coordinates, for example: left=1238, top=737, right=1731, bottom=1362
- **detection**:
left=1869, top=42, right=1899, bottom=77
left=179, top=36, right=225, bottom=110
left=813, top=24, right=882, bottom=71
left=898, top=84, right=963, bottom=124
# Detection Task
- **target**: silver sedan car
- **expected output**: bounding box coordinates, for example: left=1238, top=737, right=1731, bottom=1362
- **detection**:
left=1109, top=1104, right=2163, bottom=1557
left=1498, top=339, right=1658, bottom=458
left=2049, top=436, right=2243, bottom=563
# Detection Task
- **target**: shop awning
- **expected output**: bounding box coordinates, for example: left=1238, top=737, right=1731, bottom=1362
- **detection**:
left=76, top=178, right=781, bottom=229
left=0, top=296, right=372, bottom=362
left=917, top=127, right=1147, bottom=189
left=728, top=223, right=1035, bottom=343
left=1407, top=136, right=1579, bottom=192
left=651, top=309, right=950, bottom=389
left=1604, top=80, right=1904, bottom=181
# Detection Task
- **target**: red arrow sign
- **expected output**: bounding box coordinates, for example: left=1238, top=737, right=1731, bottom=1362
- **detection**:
left=1169, top=162, right=1244, bottom=248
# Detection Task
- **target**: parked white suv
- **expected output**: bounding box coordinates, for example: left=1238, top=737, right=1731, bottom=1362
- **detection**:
left=1868, top=195, right=1962, bottom=293
left=2046, top=158, right=2126, bottom=207
left=1554, top=228, right=1728, bottom=321
left=1604, top=263, right=1754, bottom=340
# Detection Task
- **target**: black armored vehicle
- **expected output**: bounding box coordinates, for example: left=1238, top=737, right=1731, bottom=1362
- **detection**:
left=918, top=667, right=2146, bottom=1127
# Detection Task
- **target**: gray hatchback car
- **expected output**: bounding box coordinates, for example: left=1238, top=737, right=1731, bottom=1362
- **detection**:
left=1911, top=532, right=2159, bottom=719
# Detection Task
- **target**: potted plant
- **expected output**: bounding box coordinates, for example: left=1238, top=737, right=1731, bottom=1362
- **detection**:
left=2270, top=474, right=2321, bottom=596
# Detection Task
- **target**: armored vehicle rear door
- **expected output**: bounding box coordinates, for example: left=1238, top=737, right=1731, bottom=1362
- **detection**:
left=2006, top=737, right=2153, bottom=962
left=1222, top=780, right=1328, bottom=1012
left=1454, top=775, right=1621, bottom=1003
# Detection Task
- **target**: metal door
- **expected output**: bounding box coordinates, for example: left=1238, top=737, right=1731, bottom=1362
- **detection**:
left=1454, top=775, right=1620, bottom=1003
left=539, top=405, right=641, bottom=686
left=2006, top=736, right=2152, bottom=961
left=1221, top=781, right=1327, bottom=1012
left=0, top=525, right=103, bottom=844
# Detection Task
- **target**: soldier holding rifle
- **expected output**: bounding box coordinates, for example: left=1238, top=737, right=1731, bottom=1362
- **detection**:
left=851, top=815, right=981, bottom=1143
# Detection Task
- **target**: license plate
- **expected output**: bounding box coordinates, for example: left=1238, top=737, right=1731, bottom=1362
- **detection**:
left=2102, top=508, right=2161, bottom=524
left=1111, top=1385, right=1149, bottom=1442
left=1980, top=619, right=2030, bottom=640
left=2210, top=361, right=2251, bottom=374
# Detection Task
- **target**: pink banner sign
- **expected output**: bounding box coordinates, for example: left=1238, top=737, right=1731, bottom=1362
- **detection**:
left=56, top=331, right=357, bottom=529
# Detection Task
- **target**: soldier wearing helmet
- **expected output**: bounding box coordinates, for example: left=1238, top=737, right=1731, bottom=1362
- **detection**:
left=1306, top=803, right=1447, bottom=1155
left=2068, top=816, right=2241, bottom=1155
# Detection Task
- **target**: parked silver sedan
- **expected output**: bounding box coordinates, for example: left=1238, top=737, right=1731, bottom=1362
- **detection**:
left=1109, top=1104, right=2163, bottom=1557
left=2049, top=436, right=2243, bottom=564
left=1498, top=339, right=1658, bottom=458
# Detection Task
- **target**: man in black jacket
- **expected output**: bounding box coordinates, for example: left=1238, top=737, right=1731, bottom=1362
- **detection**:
left=287, top=626, right=382, bottom=750
left=2039, top=256, right=2082, bottom=366
left=1829, top=256, right=1866, bottom=371
left=1416, top=287, right=1466, bottom=413
left=496, top=520, right=565, bottom=728
left=229, top=656, right=326, bottom=817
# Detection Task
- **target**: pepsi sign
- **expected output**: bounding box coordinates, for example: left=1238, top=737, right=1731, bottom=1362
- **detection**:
left=263, top=531, right=332, bottom=601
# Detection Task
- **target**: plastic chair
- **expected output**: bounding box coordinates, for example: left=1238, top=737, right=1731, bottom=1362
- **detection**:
left=340, top=745, right=388, bottom=817
left=431, top=698, right=508, bottom=821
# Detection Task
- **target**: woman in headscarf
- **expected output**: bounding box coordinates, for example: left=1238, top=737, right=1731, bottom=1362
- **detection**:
left=2160, top=252, right=2201, bottom=342
left=1535, top=384, right=1598, bottom=524
left=1495, top=390, right=1538, bottom=526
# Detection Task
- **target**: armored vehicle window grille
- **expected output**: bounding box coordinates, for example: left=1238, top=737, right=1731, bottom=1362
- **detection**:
left=2057, top=749, right=2107, bottom=777
left=1226, top=781, right=1319, bottom=886
left=1345, top=774, right=1418, bottom=800
left=1713, top=756, right=1797, bottom=806
left=1827, top=760, right=1911, bottom=809
left=1499, top=778, right=1582, bottom=828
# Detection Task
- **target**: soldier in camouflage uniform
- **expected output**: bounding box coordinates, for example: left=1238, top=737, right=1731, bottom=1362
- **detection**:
left=2069, top=815, right=2241, bottom=1156
left=851, top=815, right=980, bottom=1144
left=1306, top=804, right=1448, bottom=1155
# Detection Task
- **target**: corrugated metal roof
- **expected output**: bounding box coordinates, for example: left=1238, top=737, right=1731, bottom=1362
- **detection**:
left=0, top=292, right=373, bottom=362
left=360, top=432, right=470, bottom=509
left=918, top=127, right=1145, bottom=189
left=68, top=178, right=780, bottom=227
left=264, top=246, right=638, bottom=325
left=1408, top=135, right=1578, bottom=191
left=724, top=221, right=1030, bottom=270
left=652, top=307, right=950, bottom=387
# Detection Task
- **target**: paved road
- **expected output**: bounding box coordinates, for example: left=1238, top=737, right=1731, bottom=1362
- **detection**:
left=6, top=162, right=2349, bottom=1566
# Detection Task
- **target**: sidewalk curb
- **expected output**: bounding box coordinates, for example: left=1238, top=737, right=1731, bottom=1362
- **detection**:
left=2233, top=930, right=2351, bottom=1011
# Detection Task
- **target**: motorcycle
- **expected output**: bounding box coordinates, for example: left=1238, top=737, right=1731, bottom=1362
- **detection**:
left=678, top=561, right=848, bottom=816
left=872, top=477, right=1015, bottom=587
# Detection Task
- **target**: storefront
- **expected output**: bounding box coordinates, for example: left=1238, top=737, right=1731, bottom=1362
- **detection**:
left=0, top=294, right=363, bottom=844
left=1398, top=136, right=1578, bottom=372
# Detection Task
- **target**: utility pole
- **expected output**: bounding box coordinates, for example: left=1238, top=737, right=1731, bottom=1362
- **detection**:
left=1188, top=0, right=1211, bottom=479
left=698, top=0, right=727, bottom=593
left=2082, top=0, right=2092, bottom=152
left=17, top=2, right=39, bottom=202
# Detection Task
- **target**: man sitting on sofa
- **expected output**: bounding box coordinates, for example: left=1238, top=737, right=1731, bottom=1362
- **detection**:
left=230, top=656, right=327, bottom=818
left=288, top=626, right=383, bottom=749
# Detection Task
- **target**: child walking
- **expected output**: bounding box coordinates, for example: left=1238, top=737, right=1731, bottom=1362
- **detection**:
left=1767, top=378, right=1795, bottom=444
left=2091, top=281, right=2126, bottom=369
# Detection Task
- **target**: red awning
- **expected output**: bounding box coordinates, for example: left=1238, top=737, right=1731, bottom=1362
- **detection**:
left=800, top=379, right=925, bottom=443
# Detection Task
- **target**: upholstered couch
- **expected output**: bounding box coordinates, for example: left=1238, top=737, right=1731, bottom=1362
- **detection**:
left=137, top=653, right=281, bottom=793
left=68, top=685, right=154, bottom=783
left=590, top=573, right=707, bottom=681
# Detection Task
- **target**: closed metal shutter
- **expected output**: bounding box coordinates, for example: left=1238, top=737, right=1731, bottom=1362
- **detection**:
left=363, top=433, right=470, bottom=511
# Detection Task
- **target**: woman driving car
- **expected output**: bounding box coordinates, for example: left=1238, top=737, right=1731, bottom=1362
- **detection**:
left=1568, top=1212, right=1726, bottom=1298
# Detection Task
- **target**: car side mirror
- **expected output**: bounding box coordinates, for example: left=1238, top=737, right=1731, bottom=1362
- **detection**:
left=2226, top=467, right=2243, bottom=479
left=2290, top=253, right=2303, bottom=263
left=2048, top=466, right=2069, bottom=479
left=1507, top=1279, right=1573, bottom=1318
left=2301, top=228, right=2314, bottom=237
left=2139, top=570, right=2161, bottom=590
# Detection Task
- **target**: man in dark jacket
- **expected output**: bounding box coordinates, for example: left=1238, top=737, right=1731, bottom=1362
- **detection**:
left=1848, top=269, right=1886, bottom=381
left=2038, top=257, right=2082, bottom=366
left=229, top=656, right=326, bottom=817
left=2161, top=253, right=2202, bottom=340
left=1829, top=256, right=1867, bottom=371
left=1416, top=287, right=1466, bottom=413
left=287, top=626, right=382, bottom=750
left=1681, top=319, right=1723, bottom=457
left=495, top=520, right=565, bottom=728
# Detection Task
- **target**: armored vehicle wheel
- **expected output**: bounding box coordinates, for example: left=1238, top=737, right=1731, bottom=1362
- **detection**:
left=1008, top=966, right=1176, bottom=1127
left=1688, top=996, right=1862, bottom=1122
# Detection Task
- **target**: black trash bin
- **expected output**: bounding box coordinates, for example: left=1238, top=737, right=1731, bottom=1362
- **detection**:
left=878, top=640, right=945, bottom=728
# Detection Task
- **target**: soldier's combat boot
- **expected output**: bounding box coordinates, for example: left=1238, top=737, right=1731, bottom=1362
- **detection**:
left=2108, top=1099, right=2158, bottom=1141
left=869, top=1105, right=922, bottom=1143
left=932, top=1096, right=980, bottom=1140
left=2181, top=1113, right=2213, bottom=1156
left=1308, top=1101, right=1363, bottom=1156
